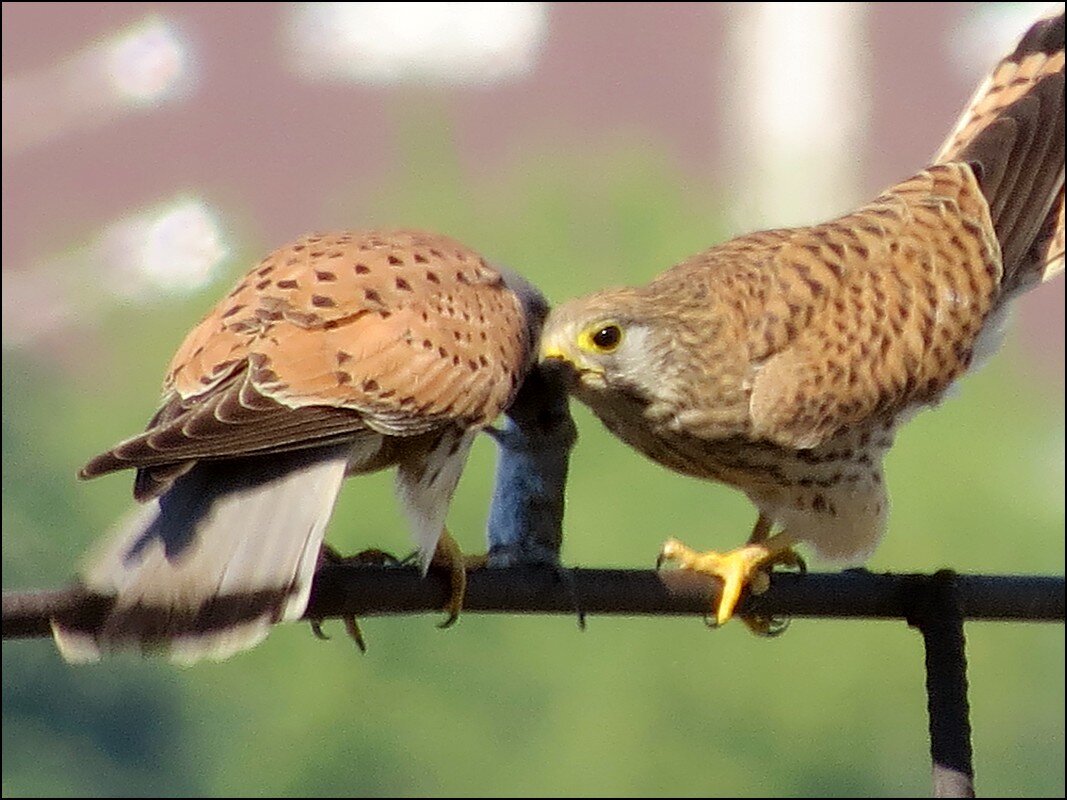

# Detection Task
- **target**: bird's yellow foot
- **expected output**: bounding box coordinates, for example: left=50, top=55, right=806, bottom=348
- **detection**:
left=311, top=544, right=404, bottom=651
left=656, top=534, right=804, bottom=632
left=430, top=530, right=487, bottom=629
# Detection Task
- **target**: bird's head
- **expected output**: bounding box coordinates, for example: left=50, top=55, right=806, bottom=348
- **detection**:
left=538, top=290, right=665, bottom=400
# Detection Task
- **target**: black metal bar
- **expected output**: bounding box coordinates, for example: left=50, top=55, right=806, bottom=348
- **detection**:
left=3, top=568, right=1064, bottom=640
left=5, top=567, right=1064, bottom=798
left=905, top=571, right=976, bottom=798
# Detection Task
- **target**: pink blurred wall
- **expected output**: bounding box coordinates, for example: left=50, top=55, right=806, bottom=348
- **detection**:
left=3, top=2, right=1062, bottom=387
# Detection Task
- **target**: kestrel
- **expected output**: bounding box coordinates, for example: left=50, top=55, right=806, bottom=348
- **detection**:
left=540, top=10, right=1065, bottom=631
left=52, top=229, right=548, bottom=663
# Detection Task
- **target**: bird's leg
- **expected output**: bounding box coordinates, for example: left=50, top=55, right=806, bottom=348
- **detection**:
left=747, top=514, right=773, bottom=543
left=430, top=527, right=487, bottom=629
left=742, top=514, right=774, bottom=598
left=743, top=515, right=805, bottom=594
left=309, top=543, right=405, bottom=651
left=739, top=515, right=806, bottom=635
left=656, top=520, right=804, bottom=633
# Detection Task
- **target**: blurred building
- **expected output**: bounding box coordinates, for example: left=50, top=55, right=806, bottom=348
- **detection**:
left=2, top=2, right=1062, bottom=383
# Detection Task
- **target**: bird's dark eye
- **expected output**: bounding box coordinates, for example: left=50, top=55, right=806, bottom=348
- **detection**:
left=590, top=324, right=622, bottom=351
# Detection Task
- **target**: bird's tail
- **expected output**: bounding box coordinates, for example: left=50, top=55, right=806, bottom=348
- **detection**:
left=933, top=8, right=1064, bottom=294
left=52, top=447, right=350, bottom=664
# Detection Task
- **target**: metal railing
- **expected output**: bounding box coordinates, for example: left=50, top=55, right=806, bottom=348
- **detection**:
left=3, top=566, right=1064, bottom=798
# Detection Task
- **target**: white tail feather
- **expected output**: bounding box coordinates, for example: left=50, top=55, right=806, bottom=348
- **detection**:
left=52, top=446, right=352, bottom=663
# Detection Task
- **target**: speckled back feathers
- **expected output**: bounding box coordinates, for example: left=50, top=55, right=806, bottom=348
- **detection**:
left=81, top=230, right=535, bottom=498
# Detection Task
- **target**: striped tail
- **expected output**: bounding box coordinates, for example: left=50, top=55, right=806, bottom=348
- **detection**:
left=52, top=447, right=350, bottom=664
left=934, top=8, right=1064, bottom=294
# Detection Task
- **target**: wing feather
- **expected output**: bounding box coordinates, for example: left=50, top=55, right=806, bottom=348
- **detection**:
left=81, top=230, right=539, bottom=496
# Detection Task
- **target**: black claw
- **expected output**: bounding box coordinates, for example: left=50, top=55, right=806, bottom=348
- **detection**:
left=766, top=617, right=791, bottom=637
left=320, top=545, right=406, bottom=568
left=759, top=616, right=792, bottom=637
left=310, top=615, right=369, bottom=652
left=553, top=565, right=586, bottom=631
left=343, top=616, right=368, bottom=653
left=702, top=611, right=723, bottom=630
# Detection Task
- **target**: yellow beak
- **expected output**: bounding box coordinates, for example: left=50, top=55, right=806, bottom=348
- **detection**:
left=539, top=337, right=602, bottom=383
left=538, top=325, right=572, bottom=364
left=539, top=342, right=569, bottom=363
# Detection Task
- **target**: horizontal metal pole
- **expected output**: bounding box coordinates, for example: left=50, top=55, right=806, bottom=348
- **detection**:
left=3, top=568, right=1064, bottom=640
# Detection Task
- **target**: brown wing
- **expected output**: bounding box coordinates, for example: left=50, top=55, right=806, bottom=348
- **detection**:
left=741, top=11, right=1062, bottom=448
left=81, top=230, right=533, bottom=491
left=934, top=9, right=1063, bottom=289
left=744, top=165, right=1001, bottom=449
left=934, top=9, right=1063, bottom=166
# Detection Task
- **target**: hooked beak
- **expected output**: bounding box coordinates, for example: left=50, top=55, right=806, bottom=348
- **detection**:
left=540, top=343, right=569, bottom=364
left=538, top=326, right=572, bottom=366
left=538, top=335, right=606, bottom=391
left=538, top=335, right=583, bottom=387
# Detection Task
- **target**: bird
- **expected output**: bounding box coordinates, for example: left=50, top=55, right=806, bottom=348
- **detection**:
left=51, top=228, right=549, bottom=663
left=538, top=9, right=1065, bottom=632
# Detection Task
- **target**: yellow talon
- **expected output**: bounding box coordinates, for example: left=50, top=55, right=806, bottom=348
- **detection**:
left=656, top=525, right=802, bottom=629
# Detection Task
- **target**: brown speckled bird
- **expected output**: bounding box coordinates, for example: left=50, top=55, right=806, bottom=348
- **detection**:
left=52, top=229, right=547, bottom=663
left=540, top=10, right=1065, bottom=631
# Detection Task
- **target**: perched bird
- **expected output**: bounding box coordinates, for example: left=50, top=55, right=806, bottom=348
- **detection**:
left=52, top=229, right=548, bottom=663
left=540, top=10, right=1065, bottom=631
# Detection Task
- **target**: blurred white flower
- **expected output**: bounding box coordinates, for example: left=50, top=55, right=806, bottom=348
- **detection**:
left=2, top=15, right=191, bottom=155
left=106, top=16, right=190, bottom=106
left=286, top=2, right=548, bottom=85
left=721, top=3, right=870, bottom=230
left=2, top=197, right=228, bottom=348
left=102, top=198, right=228, bottom=299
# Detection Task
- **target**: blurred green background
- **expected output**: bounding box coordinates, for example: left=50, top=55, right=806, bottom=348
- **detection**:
left=3, top=3, right=1064, bottom=797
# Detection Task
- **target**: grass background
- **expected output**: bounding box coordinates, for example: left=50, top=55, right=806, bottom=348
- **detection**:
left=3, top=133, right=1064, bottom=797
